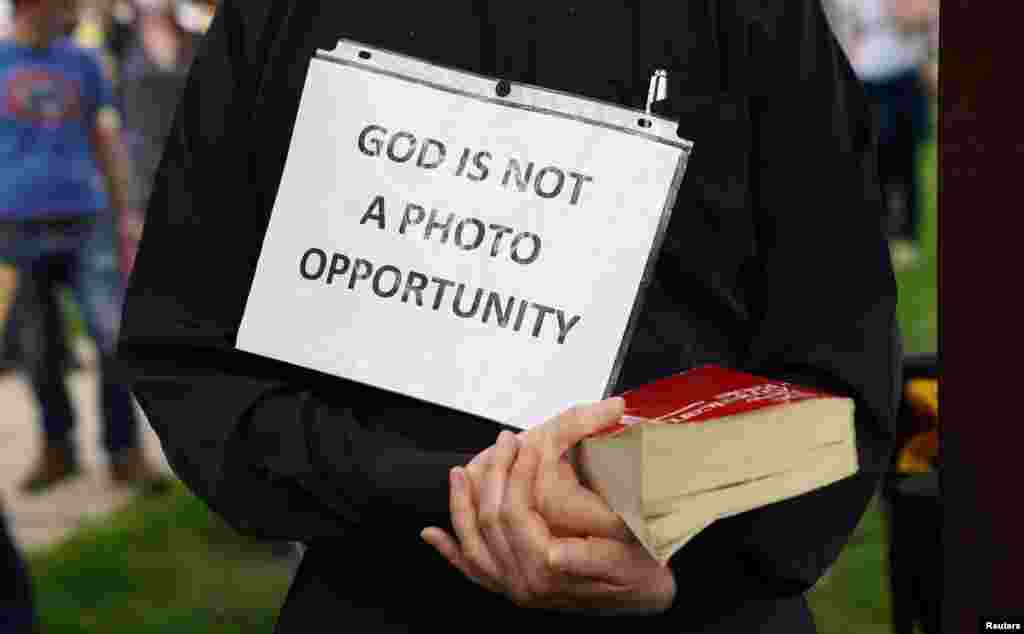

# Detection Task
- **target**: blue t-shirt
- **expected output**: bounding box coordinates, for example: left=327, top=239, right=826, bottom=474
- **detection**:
left=0, top=37, right=113, bottom=219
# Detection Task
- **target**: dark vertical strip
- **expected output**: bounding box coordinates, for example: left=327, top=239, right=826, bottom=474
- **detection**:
left=707, top=0, right=726, bottom=92
left=474, top=0, right=496, bottom=76
left=940, top=1, right=1020, bottom=633
left=525, top=12, right=538, bottom=84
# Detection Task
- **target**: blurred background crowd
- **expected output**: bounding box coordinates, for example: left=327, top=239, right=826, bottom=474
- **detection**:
left=1, top=1, right=215, bottom=631
left=824, top=0, right=939, bottom=269
left=1, top=1, right=938, bottom=632
left=1, top=0, right=213, bottom=270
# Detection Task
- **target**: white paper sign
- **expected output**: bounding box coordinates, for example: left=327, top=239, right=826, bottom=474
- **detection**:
left=237, top=40, right=692, bottom=429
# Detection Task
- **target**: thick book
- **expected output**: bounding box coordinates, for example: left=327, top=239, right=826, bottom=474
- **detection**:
left=578, top=365, right=858, bottom=564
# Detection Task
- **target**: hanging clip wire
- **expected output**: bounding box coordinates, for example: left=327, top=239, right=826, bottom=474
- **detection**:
left=645, top=68, right=668, bottom=115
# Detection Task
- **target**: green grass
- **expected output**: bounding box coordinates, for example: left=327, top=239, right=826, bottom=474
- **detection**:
left=895, top=140, right=939, bottom=355
left=26, top=482, right=294, bottom=633
left=18, top=140, right=938, bottom=633
left=808, top=497, right=895, bottom=634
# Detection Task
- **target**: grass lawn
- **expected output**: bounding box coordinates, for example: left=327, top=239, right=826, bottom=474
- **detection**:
left=18, top=140, right=937, bottom=632
left=894, top=139, right=939, bottom=355
left=26, top=482, right=294, bottom=633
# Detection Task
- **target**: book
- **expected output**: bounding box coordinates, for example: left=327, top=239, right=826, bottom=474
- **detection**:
left=577, top=365, right=858, bottom=564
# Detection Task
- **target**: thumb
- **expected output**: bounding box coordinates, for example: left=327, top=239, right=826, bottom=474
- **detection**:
left=554, top=397, right=625, bottom=454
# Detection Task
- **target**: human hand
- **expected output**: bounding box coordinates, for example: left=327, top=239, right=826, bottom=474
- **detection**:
left=119, top=210, right=145, bottom=242
left=465, top=398, right=631, bottom=542
left=421, top=435, right=676, bottom=615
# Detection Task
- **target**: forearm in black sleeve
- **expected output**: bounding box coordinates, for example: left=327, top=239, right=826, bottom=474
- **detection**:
left=122, top=345, right=471, bottom=543
left=664, top=0, right=900, bottom=611
left=119, top=0, right=471, bottom=543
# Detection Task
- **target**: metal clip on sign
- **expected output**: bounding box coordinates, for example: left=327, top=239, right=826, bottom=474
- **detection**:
left=645, top=69, right=668, bottom=115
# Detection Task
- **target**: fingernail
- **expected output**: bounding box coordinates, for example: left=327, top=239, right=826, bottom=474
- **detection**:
left=450, top=468, right=461, bottom=488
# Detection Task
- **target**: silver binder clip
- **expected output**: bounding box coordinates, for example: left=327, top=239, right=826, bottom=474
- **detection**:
left=645, top=68, right=668, bottom=115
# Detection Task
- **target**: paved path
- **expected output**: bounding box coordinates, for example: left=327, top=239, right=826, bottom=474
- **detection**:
left=0, top=342, right=172, bottom=552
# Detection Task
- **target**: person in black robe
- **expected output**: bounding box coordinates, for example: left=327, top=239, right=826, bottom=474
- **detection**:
left=117, top=2, right=902, bottom=631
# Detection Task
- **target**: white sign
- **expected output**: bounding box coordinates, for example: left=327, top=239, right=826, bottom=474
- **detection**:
left=237, top=40, right=692, bottom=429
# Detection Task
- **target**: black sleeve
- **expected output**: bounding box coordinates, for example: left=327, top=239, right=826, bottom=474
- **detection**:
left=665, top=0, right=900, bottom=613
left=117, top=0, right=471, bottom=542
left=121, top=347, right=471, bottom=541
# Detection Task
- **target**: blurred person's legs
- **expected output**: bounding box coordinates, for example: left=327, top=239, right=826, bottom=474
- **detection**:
left=864, top=69, right=931, bottom=269
left=14, top=263, right=81, bottom=493
left=1, top=501, right=37, bottom=633
left=0, top=264, right=21, bottom=373
left=66, top=215, right=167, bottom=492
left=1, top=215, right=167, bottom=493
left=0, top=220, right=81, bottom=493
left=1, top=265, right=78, bottom=377
left=0, top=316, right=16, bottom=374
left=882, top=71, right=929, bottom=244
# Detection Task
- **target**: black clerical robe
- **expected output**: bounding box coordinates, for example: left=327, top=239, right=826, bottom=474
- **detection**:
left=117, top=2, right=901, bottom=631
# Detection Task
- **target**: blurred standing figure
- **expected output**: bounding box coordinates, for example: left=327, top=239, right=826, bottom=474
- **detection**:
left=116, top=0, right=202, bottom=276
left=0, top=0, right=166, bottom=493
left=0, top=0, right=76, bottom=382
left=123, top=0, right=199, bottom=73
left=841, top=0, right=937, bottom=269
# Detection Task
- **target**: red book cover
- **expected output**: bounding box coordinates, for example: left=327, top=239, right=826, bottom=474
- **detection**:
left=596, top=365, right=834, bottom=437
